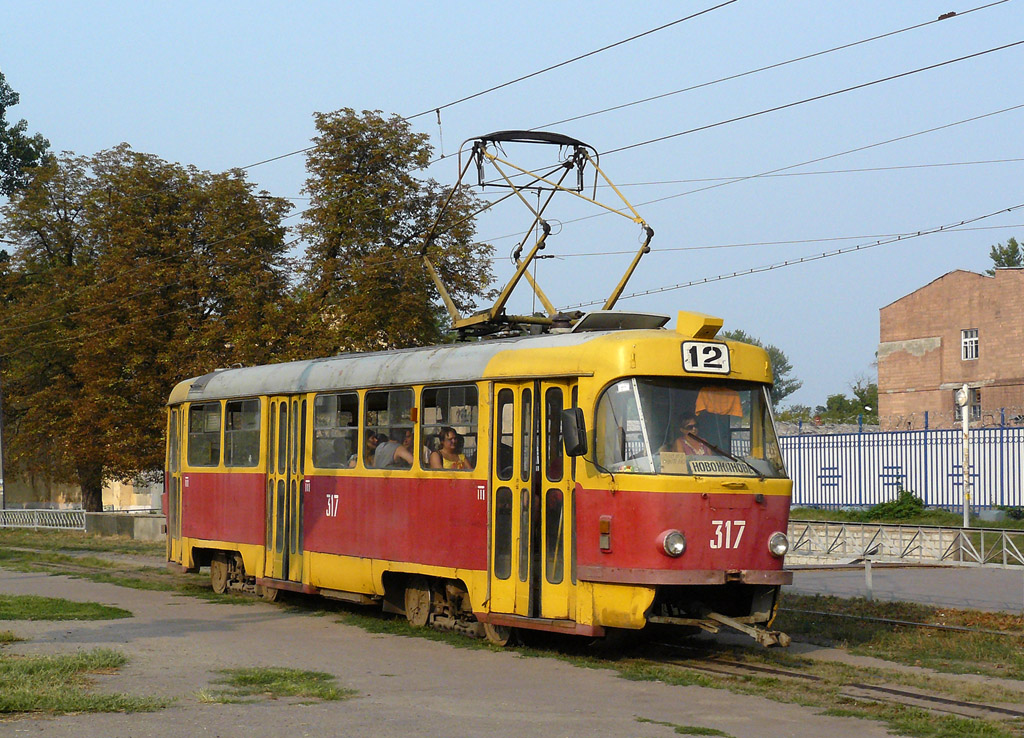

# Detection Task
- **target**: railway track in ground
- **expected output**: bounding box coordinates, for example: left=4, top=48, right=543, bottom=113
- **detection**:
left=643, top=642, right=1024, bottom=722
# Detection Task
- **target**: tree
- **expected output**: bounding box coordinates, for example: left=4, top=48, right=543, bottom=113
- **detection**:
left=813, top=380, right=878, bottom=424
left=0, top=145, right=295, bottom=510
left=985, top=236, right=1022, bottom=275
left=297, top=109, right=494, bottom=355
left=718, top=329, right=801, bottom=408
left=0, top=72, right=50, bottom=197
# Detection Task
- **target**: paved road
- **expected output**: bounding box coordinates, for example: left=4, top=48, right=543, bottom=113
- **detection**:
left=0, top=569, right=903, bottom=738
left=789, top=564, right=1024, bottom=614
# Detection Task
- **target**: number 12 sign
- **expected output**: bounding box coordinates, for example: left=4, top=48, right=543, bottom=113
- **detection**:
left=681, top=341, right=730, bottom=375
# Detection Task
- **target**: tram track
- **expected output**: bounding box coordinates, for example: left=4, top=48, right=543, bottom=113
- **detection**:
left=643, top=641, right=1024, bottom=722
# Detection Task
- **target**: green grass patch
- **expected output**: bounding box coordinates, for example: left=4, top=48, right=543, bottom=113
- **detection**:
left=0, top=528, right=165, bottom=556
left=0, top=631, right=22, bottom=645
left=775, top=592, right=1024, bottom=680
left=0, top=648, right=168, bottom=713
left=636, top=717, right=735, bottom=736
left=790, top=506, right=1024, bottom=530
left=0, top=594, right=131, bottom=621
left=202, top=666, right=355, bottom=704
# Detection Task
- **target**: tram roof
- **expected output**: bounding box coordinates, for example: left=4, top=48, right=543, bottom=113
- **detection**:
left=170, top=330, right=606, bottom=404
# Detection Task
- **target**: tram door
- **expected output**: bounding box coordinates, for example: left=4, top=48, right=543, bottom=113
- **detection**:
left=265, top=397, right=306, bottom=582
left=489, top=381, right=575, bottom=620
left=166, top=407, right=183, bottom=563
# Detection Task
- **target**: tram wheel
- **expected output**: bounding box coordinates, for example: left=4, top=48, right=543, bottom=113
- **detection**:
left=210, top=555, right=228, bottom=594
left=483, top=623, right=514, bottom=646
left=257, top=584, right=279, bottom=602
left=404, top=578, right=431, bottom=627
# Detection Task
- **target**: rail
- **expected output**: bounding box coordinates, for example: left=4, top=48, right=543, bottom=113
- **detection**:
left=0, top=509, right=86, bottom=531
left=787, top=520, right=1024, bottom=568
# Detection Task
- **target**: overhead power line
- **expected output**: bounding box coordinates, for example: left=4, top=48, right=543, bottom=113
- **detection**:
left=534, top=0, right=1010, bottom=130
left=604, top=40, right=1024, bottom=156
left=561, top=203, right=1024, bottom=309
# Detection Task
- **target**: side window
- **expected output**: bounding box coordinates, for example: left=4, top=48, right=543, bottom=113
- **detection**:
left=365, top=389, right=414, bottom=468
left=167, top=408, right=180, bottom=474
left=313, top=392, right=359, bottom=469
left=224, top=399, right=261, bottom=468
left=520, top=389, right=532, bottom=482
left=422, top=385, right=478, bottom=471
left=496, top=389, right=514, bottom=481
left=187, top=402, right=221, bottom=467
left=545, top=387, right=563, bottom=482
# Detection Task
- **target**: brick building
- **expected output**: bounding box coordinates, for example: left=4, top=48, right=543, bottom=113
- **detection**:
left=877, top=268, right=1024, bottom=429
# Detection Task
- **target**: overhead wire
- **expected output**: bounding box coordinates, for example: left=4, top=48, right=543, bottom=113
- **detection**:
left=533, top=0, right=1010, bottom=130
left=560, top=203, right=1024, bottom=309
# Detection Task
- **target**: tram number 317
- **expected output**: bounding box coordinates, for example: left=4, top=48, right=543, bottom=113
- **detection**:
left=326, top=494, right=340, bottom=517
left=709, top=519, right=746, bottom=549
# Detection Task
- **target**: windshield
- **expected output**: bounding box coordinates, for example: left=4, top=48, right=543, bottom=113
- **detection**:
left=595, top=377, right=786, bottom=478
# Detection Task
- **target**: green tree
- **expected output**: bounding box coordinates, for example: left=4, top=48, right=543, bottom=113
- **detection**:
left=0, top=146, right=295, bottom=510
left=813, top=380, right=878, bottom=424
left=985, top=236, right=1022, bottom=275
left=0, top=72, right=50, bottom=197
left=718, top=328, right=801, bottom=408
left=297, top=108, right=494, bottom=354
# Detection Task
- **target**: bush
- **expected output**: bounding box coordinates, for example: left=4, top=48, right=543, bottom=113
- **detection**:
left=860, top=489, right=926, bottom=520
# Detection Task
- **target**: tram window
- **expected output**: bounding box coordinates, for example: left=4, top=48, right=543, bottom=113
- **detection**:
left=187, top=402, right=221, bottom=467
left=520, top=389, right=532, bottom=483
left=167, top=409, right=180, bottom=474
left=312, top=393, right=358, bottom=469
left=545, top=489, right=564, bottom=585
left=276, top=404, right=287, bottom=474
left=518, top=489, right=530, bottom=582
left=495, top=389, right=514, bottom=481
left=494, top=487, right=513, bottom=580
left=365, top=388, right=415, bottom=468
left=224, top=399, right=260, bottom=468
left=545, top=388, right=563, bottom=482
left=421, top=384, right=477, bottom=471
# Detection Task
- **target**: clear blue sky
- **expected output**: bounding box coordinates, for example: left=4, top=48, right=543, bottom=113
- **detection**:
left=2, top=1, right=1021, bottom=408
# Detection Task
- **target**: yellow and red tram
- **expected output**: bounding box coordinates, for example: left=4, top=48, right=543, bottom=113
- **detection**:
left=165, top=310, right=792, bottom=645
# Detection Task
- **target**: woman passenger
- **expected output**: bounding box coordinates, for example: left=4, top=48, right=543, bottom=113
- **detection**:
left=429, top=426, right=469, bottom=470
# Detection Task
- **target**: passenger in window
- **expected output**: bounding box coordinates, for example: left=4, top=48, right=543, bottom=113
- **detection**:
left=350, top=431, right=379, bottom=468
left=401, top=428, right=415, bottom=456
left=373, top=429, right=414, bottom=468
left=429, top=426, right=470, bottom=470
left=664, top=413, right=711, bottom=456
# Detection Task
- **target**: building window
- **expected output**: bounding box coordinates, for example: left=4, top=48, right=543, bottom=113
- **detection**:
left=961, top=328, right=979, bottom=360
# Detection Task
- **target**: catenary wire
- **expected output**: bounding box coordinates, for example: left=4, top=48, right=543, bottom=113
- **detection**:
left=533, top=0, right=1010, bottom=131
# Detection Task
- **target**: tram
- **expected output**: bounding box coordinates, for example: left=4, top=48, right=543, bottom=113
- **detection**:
left=165, top=309, right=792, bottom=645
left=164, top=131, right=792, bottom=646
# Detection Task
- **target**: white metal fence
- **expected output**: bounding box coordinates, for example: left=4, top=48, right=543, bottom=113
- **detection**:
left=780, top=427, right=1024, bottom=509
left=0, top=509, right=85, bottom=530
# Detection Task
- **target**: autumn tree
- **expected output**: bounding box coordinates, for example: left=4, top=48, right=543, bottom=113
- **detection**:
left=0, top=145, right=295, bottom=510
left=0, top=71, right=50, bottom=197
left=297, top=109, right=494, bottom=354
left=718, top=328, right=801, bottom=408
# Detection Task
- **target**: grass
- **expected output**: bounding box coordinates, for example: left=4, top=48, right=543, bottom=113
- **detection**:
left=0, top=528, right=166, bottom=556
left=790, top=506, right=1024, bottom=530
left=200, top=666, right=355, bottom=704
left=0, top=648, right=168, bottom=714
left=0, top=593, right=132, bottom=621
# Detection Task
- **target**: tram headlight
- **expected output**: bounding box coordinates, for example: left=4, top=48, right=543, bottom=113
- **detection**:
left=660, top=530, right=687, bottom=558
left=768, top=531, right=789, bottom=558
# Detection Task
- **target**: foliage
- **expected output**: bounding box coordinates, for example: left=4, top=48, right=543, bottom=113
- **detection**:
left=297, top=108, right=495, bottom=354
left=861, top=488, right=926, bottom=519
left=0, top=71, right=51, bottom=197
left=717, top=329, right=801, bottom=408
left=984, top=236, right=1022, bottom=275
left=0, top=146, right=296, bottom=510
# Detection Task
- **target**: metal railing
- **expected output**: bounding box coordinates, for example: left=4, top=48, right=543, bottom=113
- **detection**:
left=787, top=520, right=1024, bottom=568
left=0, top=509, right=85, bottom=531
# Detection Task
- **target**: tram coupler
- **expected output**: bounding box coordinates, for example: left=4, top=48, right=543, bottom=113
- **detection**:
left=705, top=611, right=791, bottom=648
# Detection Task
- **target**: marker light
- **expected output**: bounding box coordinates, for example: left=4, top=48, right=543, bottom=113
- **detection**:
left=768, top=532, right=789, bottom=558
left=661, top=530, right=687, bottom=557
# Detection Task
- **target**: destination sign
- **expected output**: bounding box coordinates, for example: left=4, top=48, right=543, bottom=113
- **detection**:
left=690, top=459, right=757, bottom=476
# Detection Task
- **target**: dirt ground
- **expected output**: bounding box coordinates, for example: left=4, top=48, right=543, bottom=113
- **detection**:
left=0, top=568, right=917, bottom=738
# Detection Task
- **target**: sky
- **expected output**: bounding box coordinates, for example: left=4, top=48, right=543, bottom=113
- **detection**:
left=2, top=1, right=1022, bottom=409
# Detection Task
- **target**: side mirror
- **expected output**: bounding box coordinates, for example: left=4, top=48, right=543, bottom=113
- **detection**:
left=561, top=408, right=588, bottom=457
